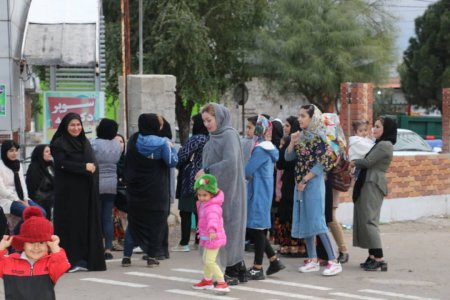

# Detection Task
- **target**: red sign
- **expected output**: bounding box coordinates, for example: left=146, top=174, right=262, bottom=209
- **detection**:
left=48, top=97, right=96, bottom=129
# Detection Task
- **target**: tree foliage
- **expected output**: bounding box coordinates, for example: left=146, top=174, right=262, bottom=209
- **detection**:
left=399, top=0, right=450, bottom=110
left=103, top=0, right=268, bottom=143
left=256, top=0, right=395, bottom=111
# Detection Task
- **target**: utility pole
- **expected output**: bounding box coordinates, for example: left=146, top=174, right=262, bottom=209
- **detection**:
left=121, top=0, right=131, bottom=138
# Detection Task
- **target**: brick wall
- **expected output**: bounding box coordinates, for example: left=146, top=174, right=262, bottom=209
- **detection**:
left=337, top=154, right=450, bottom=203
left=339, top=83, right=374, bottom=138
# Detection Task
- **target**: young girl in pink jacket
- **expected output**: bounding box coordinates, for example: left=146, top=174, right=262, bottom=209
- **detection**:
left=192, top=174, right=229, bottom=293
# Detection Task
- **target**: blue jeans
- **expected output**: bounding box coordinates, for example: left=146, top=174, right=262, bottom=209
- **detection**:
left=10, top=200, right=46, bottom=234
left=305, top=232, right=336, bottom=260
left=123, top=226, right=137, bottom=258
left=100, top=194, right=115, bottom=250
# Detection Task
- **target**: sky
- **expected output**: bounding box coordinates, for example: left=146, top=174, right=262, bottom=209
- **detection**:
left=387, top=0, right=439, bottom=66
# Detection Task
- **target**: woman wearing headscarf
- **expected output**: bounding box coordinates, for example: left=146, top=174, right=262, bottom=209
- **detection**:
left=245, top=115, right=285, bottom=280
left=351, top=116, right=397, bottom=272
left=124, top=113, right=177, bottom=267
left=196, top=103, right=247, bottom=285
left=0, top=140, right=46, bottom=228
left=274, top=116, right=304, bottom=256
left=285, top=104, right=342, bottom=276
left=173, top=113, right=209, bottom=252
left=26, top=144, right=55, bottom=220
left=50, top=113, right=106, bottom=272
left=91, top=118, right=121, bottom=260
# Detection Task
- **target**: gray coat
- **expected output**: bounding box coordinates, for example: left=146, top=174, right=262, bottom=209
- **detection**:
left=202, top=103, right=247, bottom=267
left=91, top=139, right=121, bottom=194
left=353, top=141, right=393, bottom=249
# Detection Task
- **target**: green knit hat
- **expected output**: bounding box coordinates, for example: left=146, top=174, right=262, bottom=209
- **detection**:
left=194, top=174, right=218, bottom=195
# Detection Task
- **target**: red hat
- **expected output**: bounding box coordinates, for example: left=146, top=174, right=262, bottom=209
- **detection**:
left=11, top=207, right=53, bottom=251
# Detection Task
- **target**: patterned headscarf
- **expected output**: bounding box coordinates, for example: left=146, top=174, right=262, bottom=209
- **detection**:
left=322, top=113, right=347, bottom=158
left=252, top=115, right=272, bottom=150
left=301, top=104, right=326, bottom=141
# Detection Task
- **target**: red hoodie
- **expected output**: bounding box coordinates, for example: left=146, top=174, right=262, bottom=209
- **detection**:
left=0, top=249, right=71, bottom=300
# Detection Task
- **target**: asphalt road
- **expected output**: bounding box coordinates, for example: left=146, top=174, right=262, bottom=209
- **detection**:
left=1, top=216, right=449, bottom=300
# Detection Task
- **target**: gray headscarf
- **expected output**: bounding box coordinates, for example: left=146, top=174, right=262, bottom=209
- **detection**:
left=202, top=103, right=247, bottom=267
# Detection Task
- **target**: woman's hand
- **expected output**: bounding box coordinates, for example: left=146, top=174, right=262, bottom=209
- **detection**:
left=195, top=169, right=205, bottom=179
left=209, top=232, right=216, bottom=240
left=290, top=131, right=301, bottom=145
left=16, top=199, right=29, bottom=207
left=0, top=235, right=12, bottom=251
left=350, top=161, right=356, bottom=168
left=297, top=182, right=306, bottom=192
left=86, top=163, right=96, bottom=173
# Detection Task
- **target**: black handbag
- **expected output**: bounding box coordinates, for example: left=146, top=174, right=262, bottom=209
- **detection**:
left=34, top=176, right=54, bottom=207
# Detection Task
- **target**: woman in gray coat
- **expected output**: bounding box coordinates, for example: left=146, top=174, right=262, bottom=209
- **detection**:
left=351, top=116, right=397, bottom=272
left=196, top=103, right=247, bottom=285
left=91, top=119, right=121, bottom=260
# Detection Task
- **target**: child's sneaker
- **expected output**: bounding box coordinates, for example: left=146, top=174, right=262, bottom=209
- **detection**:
left=322, top=261, right=342, bottom=276
left=266, top=258, right=286, bottom=276
left=298, top=260, right=320, bottom=273
left=121, top=257, right=131, bottom=267
left=171, top=244, right=190, bottom=252
left=192, top=278, right=214, bottom=290
left=213, top=281, right=230, bottom=293
left=247, top=267, right=265, bottom=280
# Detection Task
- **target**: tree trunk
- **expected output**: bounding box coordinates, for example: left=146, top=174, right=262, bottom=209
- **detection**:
left=175, top=93, right=194, bottom=145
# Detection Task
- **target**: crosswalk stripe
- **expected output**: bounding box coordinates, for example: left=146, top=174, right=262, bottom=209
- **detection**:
left=359, top=289, right=440, bottom=300
left=80, top=278, right=148, bottom=288
left=329, top=292, right=387, bottom=300
left=170, top=268, right=332, bottom=291
left=166, top=289, right=239, bottom=300
left=126, top=272, right=333, bottom=300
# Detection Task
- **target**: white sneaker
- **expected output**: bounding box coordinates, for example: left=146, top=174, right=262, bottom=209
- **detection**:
left=171, top=244, right=190, bottom=252
left=133, top=247, right=144, bottom=253
left=322, top=261, right=342, bottom=276
left=298, top=260, right=320, bottom=273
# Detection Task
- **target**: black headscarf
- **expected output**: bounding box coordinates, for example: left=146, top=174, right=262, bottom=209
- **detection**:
left=50, top=113, right=86, bottom=153
left=30, top=144, right=53, bottom=170
left=1, top=140, right=24, bottom=200
left=192, top=113, right=208, bottom=136
left=271, top=119, right=284, bottom=149
left=353, top=116, right=397, bottom=202
left=286, top=116, right=300, bottom=135
left=96, top=118, right=118, bottom=140
left=376, top=116, right=397, bottom=145
left=159, top=117, right=172, bottom=140
left=138, top=113, right=161, bottom=136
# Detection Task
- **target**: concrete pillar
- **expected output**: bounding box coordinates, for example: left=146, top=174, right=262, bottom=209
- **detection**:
left=119, top=75, right=177, bottom=137
left=442, top=88, right=450, bottom=153
left=339, top=83, right=374, bottom=138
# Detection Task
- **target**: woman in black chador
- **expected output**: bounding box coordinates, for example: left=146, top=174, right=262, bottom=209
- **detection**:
left=50, top=113, right=106, bottom=272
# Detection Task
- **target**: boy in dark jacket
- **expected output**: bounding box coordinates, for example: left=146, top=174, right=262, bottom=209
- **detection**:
left=0, top=206, right=70, bottom=299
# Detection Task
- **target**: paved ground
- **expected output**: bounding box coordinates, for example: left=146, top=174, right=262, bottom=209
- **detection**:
left=1, top=215, right=449, bottom=299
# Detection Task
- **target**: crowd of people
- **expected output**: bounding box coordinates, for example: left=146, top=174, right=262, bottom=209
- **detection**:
left=0, top=102, right=397, bottom=296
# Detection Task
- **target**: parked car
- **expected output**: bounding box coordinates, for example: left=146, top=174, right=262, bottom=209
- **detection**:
left=394, top=129, right=437, bottom=156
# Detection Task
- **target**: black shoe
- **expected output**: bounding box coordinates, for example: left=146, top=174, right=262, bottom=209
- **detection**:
left=225, top=260, right=248, bottom=283
left=360, top=256, right=375, bottom=268
left=364, top=260, right=388, bottom=272
left=121, top=257, right=131, bottom=267
left=142, top=255, right=148, bottom=260
left=147, top=257, right=160, bottom=267
left=337, top=252, right=349, bottom=264
left=224, top=275, right=239, bottom=286
left=266, top=258, right=286, bottom=276
left=104, top=252, right=114, bottom=260
left=156, top=255, right=166, bottom=260
left=247, top=267, right=265, bottom=280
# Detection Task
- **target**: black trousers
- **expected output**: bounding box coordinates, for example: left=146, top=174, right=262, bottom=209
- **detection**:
left=247, top=228, right=276, bottom=265
left=369, top=248, right=383, bottom=258
left=179, top=211, right=199, bottom=246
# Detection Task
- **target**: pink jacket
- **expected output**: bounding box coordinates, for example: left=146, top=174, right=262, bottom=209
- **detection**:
left=196, top=190, right=227, bottom=249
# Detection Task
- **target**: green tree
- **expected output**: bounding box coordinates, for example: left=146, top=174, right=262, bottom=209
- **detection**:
left=103, top=0, right=267, bottom=143
left=399, top=0, right=450, bottom=111
left=256, top=0, right=395, bottom=112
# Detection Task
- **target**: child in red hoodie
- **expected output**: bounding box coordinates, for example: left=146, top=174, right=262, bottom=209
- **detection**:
left=0, top=206, right=71, bottom=300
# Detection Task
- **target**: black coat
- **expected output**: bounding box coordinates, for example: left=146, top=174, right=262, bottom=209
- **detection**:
left=51, top=137, right=106, bottom=271
left=276, top=139, right=296, bottom=223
